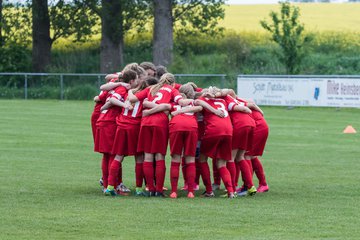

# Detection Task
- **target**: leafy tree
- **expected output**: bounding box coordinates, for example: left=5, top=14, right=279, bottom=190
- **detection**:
left=83, top=0, right=149, bottom=73
left=260, top=1, right=312, bottom=74
left=32, top=0, right=98, bottom=72
left=152, top=0, right=225, bottom=66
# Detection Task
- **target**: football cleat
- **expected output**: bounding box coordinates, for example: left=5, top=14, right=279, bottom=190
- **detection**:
left=257, top=184, right=269, bottom=193
left=155, top=192, right=166, bottom=197
left=201, top=191, right=215, bottom=198
left=169, top=192, right=177, bottom=199
left=248, top=186, right=257, bottom=196
left=187, top=192, right=195, bottom=198
left=116, top=183, right=131, bottom=193
left=104, top=186, right=116, bottom=196
left=181, top=184, right=188, bottom=191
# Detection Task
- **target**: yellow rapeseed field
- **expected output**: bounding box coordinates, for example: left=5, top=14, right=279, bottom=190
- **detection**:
left=220, top=3, right=360, bottom=32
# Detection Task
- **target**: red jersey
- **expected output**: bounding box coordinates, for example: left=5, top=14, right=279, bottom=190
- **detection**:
left=116, top=96, right=143, bottom=126
left=169, top=103, right=198, bottom=133
left=135, top=84, right=183, bottom=127
left=93, top=90, right=108, bottom=113
left=199, top=97, right=232, bottom=138
left=97, top=86, right=127, bottom=124
left=225, top=95, right=255, bottom=129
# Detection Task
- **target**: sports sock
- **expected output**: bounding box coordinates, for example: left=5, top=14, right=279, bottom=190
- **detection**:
left=117, top=162, right=123, bottom=187
left=212, top=158, right=221, bottom=185
left=135, top=162, right=144, bottom=188
left=218, top=166, right=234, bottom=193
left=143, top=161, right=155, bottom=192
left=251, top=157, right=267, bottom=186
left=181, top=157, right=187, bottom=186
left=200, top=161, right=212, bottom=193
left=155, top=160, right=166, bottom=193
left=101, top=154, right=110, bottom=188
left=186, top=162, right=196, bottom=193
left=226, top=161, right=237, bottom=191
left=239, top=160, right=254, bottom=189
left=246, top=159, right=253, bottom=176
left=170, top=162, right=180, bottom=193
left=108, top=160, right=120, bottom=187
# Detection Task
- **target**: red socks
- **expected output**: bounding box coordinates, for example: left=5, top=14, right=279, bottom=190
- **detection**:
left=251, top=157, right=267, bottom=186
left=101, top=154, right=110, bottom=189
left=181, top=157, right=187, bottom=186
left=186, top=162, right=196, bottom=193
left=170, top=162, right=180, bottom=193
left=155, top=160, right=166, bottom=193
left=143, top=161, right=155, bottom=192
left=135, top=162, right=144, bottom=188
left=200, top=162, right=212, bottom=193
left=226, top=161, right=237, bottom=190
left=212, top=158, right=221, bottom=185
left=218, top=166, right=234, bottom=193
left=108, top=160, right=120, bottom=187
left=239, top=160, right=254, bottom=189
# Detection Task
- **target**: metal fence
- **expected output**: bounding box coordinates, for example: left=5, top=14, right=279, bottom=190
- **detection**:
left=0, top=72, right=227, bottom=100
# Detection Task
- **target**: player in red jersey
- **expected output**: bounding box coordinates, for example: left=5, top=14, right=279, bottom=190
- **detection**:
left=166, top=84, right=203, bottom=198
left=222, top=93, right=257, bottom=197
left=244, top=100, right=269, bottom=193
left=103, top=77, right=159, bottom=196
left=94, top=70, right=137, bottom=194
left=194, top=87, right=236, bottom=198
left=128, top=73, right=190, bottom=197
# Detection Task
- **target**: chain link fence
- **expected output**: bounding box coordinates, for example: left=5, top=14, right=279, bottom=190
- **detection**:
left=0, top=73, right=227, bottom=100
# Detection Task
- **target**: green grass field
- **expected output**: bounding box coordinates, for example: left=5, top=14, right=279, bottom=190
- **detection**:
left=1, top=100, right=360, bottom=239
left=220, top=3, right=360, bottom=32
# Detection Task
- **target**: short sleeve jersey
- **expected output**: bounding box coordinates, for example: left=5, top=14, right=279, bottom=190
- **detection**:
left=135, top=84, right=183, bottom=127
left=116, top=92, right=143, bottom=126
left=169, top=102, right=198, bottom=133
left=199, top=97, right=232, bottom=138
left=224, top=95, right=256, bottom=129
left=97, top=86, right=126, bottom=123
left=93, top=90, right=108, bottom=112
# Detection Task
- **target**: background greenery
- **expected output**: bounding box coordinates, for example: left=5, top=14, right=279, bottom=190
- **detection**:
left=1, top=100, right=359, bottom=239
left=1, top=3, right=360, bottom=99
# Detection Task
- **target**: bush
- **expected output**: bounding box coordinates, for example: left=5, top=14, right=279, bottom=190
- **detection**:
left=64, top=84, right=98, bottom=100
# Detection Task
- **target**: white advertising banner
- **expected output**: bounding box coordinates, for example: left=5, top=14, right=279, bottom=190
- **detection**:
left=237, top=76, right=360, bottom=108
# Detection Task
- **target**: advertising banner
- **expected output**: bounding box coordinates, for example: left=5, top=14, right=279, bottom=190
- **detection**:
left=237, top=76, right=360, bottom=107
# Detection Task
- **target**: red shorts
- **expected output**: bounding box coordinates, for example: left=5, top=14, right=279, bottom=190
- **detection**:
left=200, top=135, right=232, bottom=161
left=169, top=131, right=198, bottom=156
left=248, top=122, right=269, bottom=156
left=94, top=123, right=117, bottom=154
left=91, top=111, right=100, bottom=143
left=137, top=125, right=169, bottom=155
left=232, top=126, right=254, bottom=151
left=112, top=124, right=141, bottom=156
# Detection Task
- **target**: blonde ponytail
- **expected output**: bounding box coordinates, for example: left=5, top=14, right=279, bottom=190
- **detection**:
left=150, top=73, right=175, bottom=96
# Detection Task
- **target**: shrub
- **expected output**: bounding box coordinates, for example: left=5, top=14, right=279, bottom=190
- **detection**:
left=64, top=84, right=98, bottom=100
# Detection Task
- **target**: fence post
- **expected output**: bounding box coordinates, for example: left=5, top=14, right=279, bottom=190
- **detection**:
left=60, top=74, right=64, bottom=100
left=24, top=74, right=28, bottom=100
left=97, top=75, right=101, bottom=89
left=221, top=75, right=225, bottom=89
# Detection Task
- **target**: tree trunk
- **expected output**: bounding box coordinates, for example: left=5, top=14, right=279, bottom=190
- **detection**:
left=32, top=0, right=52, bottom=72
left=153, top=0, right=173, bottom=67
left=100, top=0, right=124, bottom=73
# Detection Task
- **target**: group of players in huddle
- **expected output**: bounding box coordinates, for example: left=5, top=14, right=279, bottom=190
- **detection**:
left=91, top=61, right=269, bottom=198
